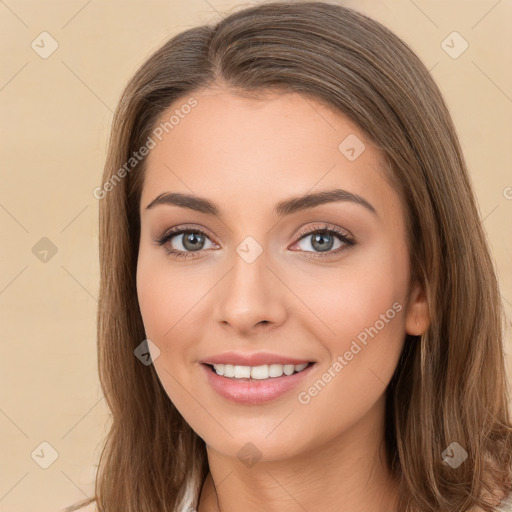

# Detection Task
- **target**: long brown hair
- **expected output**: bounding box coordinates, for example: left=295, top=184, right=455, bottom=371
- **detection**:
left=67, top=2, right=512, bottom=511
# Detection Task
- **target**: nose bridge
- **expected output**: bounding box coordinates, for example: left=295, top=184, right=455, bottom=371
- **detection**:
left=214, top=238, right=286, bottom=333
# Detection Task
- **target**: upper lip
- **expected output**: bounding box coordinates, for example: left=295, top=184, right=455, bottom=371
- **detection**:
left=201, top=352, right=313, bottom=367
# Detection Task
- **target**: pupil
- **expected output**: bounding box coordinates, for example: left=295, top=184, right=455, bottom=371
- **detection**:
left=183, top=232, right=204, bottom=251
left=312, top=232, right=333, bottom=252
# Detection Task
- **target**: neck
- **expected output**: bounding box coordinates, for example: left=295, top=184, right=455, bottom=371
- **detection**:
left=197, top=395, right=400, bottom=512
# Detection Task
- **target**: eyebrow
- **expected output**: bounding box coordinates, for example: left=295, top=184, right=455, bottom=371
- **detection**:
left=145, top=188, right=377, bottom=217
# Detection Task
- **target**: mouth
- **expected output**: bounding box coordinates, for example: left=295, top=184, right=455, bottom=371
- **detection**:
left=203, top=362, right=314, bottom=380
left=200, top=361, right=317, bottom=405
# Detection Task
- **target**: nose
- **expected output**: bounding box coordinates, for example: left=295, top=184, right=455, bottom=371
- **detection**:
left=213, top=248, right=288, bottom=336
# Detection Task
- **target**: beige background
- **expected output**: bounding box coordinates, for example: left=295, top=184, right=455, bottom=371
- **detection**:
left=0, top=1, right=510, bottom=511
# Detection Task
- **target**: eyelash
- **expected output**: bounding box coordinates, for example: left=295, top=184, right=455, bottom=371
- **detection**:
left=154, top=224, right=356, bottom=260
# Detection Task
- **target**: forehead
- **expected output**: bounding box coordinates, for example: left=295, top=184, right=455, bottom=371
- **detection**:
left=140, top=88, right=396, bottom=217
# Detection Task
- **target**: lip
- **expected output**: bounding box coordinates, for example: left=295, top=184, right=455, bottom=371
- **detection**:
left=201, top=361, right=316, bottom=405
left=200, top=351, right=313, bottom=366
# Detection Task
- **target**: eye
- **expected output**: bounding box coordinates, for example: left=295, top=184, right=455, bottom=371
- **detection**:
left=153, top=226, right=217, bottom=259
left=290, top=224, right=355, bottom=258
left=154, top=223, right=355, bottom=260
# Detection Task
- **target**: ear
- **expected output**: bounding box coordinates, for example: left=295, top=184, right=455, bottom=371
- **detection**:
left=404, top=280, right=430, bottom=336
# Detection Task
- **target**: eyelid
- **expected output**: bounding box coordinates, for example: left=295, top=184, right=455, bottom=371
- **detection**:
left=289, top=223, right=356, bottom=257
left=152, top=224, right=215, bottom=245
left=294, top=223, right=353, bottom=242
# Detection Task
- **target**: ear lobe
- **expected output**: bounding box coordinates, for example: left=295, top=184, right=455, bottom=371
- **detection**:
left=405, top=281, right=430, bottom=336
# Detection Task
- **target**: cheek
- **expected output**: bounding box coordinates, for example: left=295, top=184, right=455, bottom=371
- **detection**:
left=136, top=254, right=203, bottom=417
left=290, top=271, right=407, bottom=443
left=136, top=251, right=211, bottom=364
left=137, top=241, right=183, bottom=331
left=136, top=248, right=182, bottom=358
left=290, top=240, right=409, bottom=405
left=293, top=238, right=409, bottom=348
left=136, top=254, right=164, bottom=337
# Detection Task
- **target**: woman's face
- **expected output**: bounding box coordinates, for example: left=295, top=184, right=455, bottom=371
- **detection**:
left=136, top=87, right=428, bottom=461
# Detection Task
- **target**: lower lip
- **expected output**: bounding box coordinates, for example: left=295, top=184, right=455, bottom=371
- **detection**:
left=201, top=363, right=316, bottom=405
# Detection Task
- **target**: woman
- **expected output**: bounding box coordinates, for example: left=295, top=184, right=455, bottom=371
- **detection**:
left=69, top=1, right=512, bottom=511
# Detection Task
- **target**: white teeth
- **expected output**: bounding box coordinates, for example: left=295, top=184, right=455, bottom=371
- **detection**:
left=251, top=365, right=269, bottom=379
left=283, top=364, right=295, bottom=376
left=268, top=364, right=284, bottom=377
left=234, top=365, right=251, bottom=378
left=212, top=362, right=310, bottom=379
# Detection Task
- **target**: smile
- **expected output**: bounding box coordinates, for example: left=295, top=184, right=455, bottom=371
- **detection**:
left=211, top=363, right=310, bottom=379
left=201, top=362, right=316, bottom=404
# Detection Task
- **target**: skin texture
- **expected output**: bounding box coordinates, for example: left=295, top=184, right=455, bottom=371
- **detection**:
left=136, top=87, right=430, bottom=512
